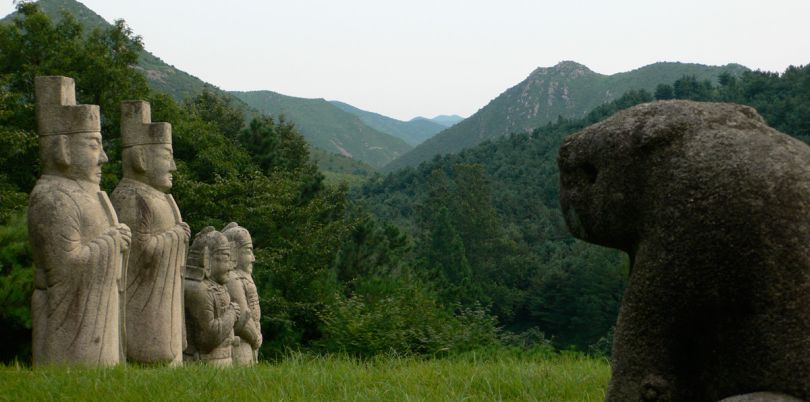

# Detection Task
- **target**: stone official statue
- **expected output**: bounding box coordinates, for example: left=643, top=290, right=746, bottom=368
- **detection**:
left=28, top=76, right=131, bottom=366
left=558, top=100, right=810, bottom=401
left=184, top=227, right=240, bottom=366
left=222, top=223, right=262, bottom=364
left=111, top=101, right=190, bottom=365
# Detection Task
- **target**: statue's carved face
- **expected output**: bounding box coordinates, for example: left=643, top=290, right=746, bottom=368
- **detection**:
left=67, top=132, right=108, bottom=184
left=210, top=241, right=233, bottom=285
left=237, top=243, right=255, bottom=274
left=145, top=144, right=176, bottom=192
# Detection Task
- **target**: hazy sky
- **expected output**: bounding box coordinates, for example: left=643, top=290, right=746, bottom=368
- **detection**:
left=3, top=0, right=809, bottom=120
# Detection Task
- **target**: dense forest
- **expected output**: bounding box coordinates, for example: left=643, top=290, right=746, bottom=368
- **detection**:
left=1, top=3, right=808, bottom=363
left=355, top=63, right=810, bottom=352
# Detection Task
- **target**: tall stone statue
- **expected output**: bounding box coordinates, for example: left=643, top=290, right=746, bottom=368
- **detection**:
left=28, top=76, right=131, bottom=366
left=222, top=222, right=262, bottom=364
left=111, top=101, right=190, bottom=365
left=558, top=100, right=810, bottom=401
left=183, top=227, right=240, bottom=366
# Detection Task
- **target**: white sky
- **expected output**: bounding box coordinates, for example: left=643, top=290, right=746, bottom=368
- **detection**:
left=3, top=0, right=809, bottom=120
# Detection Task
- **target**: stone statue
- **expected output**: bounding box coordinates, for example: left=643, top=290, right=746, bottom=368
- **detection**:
left=28, top=76, right=131, bottom=366
left=183, top=227, right=240, bottom=366
left=557, top=100, right=810, bottom=401
left=111, top=101, right=190, bottom=365
left=222, top=222, right=262, bottom=364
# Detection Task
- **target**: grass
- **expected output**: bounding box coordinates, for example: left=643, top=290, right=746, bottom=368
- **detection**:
left=0, top=352, right=610, bottom=401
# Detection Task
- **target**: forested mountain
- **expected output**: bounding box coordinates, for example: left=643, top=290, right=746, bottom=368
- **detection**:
left=330, top=101, right=447, bottom=146
left=232, top=91, right=413, bottom=168
left=357, top=64, right=810, bottom=351
left=1, top=0, right=403, bottom=173
left=0, top=0, right=244, bottom=104
left=384, top=61, right=749, bottom=171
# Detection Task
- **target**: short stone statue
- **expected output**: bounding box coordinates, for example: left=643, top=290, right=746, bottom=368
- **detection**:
left=111, top=101, right=190, bottom=365
left=183, top=227, right=240, bottom=366
left=28, top=76, right=131, bottom=365
left=222, top=222, right=262, bottom=364
left=558, top=100, right=810, bottom=401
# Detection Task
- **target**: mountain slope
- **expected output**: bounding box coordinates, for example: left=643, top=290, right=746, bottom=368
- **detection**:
left=383, top=61, right=748, bottom=172
left=2, top=0, right=253, bottom=107
left=3, top=0, right=405, bottom=170
left=330, top=101, right=446, bottom=146
left=232, top=91, right=412, bottom=168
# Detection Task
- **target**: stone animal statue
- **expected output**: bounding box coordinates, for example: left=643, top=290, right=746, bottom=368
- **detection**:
left=557, top=100, right=810, bottom=401
left=112, top=101, right=190, bottom=365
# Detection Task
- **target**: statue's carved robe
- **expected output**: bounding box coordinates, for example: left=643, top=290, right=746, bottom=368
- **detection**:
left=111, top=178, right=188, bottom=364
left=184, top=271, right=237, bottom=366
left=28, top=175, right=123, bottom=365
left=227, top=270, right=261, bottom=364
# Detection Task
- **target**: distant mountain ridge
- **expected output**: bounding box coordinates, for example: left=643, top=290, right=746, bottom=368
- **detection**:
left=425, top=115, right=465, bottom=127
left=232, top=91, right=412, bottom=168
left=383, top=61, right=749, bottom=172
left=330, top=101, right=447, bottom=146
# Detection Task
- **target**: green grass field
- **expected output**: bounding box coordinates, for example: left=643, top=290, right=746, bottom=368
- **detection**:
left=0, top=352, right=610, bottom=401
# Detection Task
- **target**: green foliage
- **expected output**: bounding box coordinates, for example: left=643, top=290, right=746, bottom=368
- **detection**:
left=0, top=212, right=33, bottom=363
left=310, top=147, right=376, bottom=178
left=529, top=243, right=627, bottom=350
left=317, top=280, right=502, bottom=357
left=358, top=89, right=672, bottom=351
left=184, top=89, right=246, bottom=139
left=0, top=3, right=149, bottom=137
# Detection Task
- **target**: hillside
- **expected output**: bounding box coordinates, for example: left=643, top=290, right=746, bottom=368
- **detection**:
left=3, top=0, right=412, bottom=171
left=330, top=101, right=446, bottom=146
left=383, top=61, right=749, bottom=172
left=232, top=91, right=412, bottom=168
left=1, top=0, right=247, bottom=104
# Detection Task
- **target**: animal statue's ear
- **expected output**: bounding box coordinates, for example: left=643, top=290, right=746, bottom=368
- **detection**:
left=54, top=135, right=70, bottom=168
left=634, top=120, right=684, bottom=153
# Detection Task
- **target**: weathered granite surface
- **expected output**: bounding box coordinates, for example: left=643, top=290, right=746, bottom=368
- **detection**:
left=29, top=76, right=131, bottom=366
left=222, top=222, right=261, bottom=364
left=183, top=227, right=240, bottom=366
left=111, top=101, right=189, bottom=365
left=558, top=100, right=810, bottom=401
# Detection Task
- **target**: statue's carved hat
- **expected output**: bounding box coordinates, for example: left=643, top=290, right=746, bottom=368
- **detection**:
left=35, top=76, right=100, bottom=137
left=187, top=227, right=230, bottom=281
left=223, top=222, right=253, bottom=248
left=121, top=100, right=172, bottom=148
